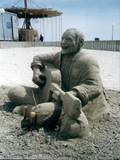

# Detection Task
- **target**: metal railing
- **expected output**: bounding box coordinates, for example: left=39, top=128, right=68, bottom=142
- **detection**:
left=84, top=40, right=120, bottom=51
left=0, top=40, right=120, bottom=51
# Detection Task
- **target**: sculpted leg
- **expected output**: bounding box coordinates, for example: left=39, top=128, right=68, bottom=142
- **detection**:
left=8, top=86, right=41, bottom=105
left=60, top=93, right=90, bottom=138
left=7, top=86, right=41, bottom=113
left=21, top=102, right=62, bottom=130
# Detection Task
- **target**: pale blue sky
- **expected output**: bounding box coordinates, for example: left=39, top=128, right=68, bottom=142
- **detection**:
left=0, top=0, right=120, bottom=40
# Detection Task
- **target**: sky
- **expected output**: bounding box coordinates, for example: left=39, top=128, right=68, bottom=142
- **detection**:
left=0, top=0, right=120, bottom=41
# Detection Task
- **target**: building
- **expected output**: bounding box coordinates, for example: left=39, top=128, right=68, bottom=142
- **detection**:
left=0, top=10, right=18, bottom=41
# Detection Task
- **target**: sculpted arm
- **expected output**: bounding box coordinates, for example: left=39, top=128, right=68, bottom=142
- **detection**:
left=31, top=52, right=59, bottom=69
left=31, top=52, right=60, bottom=87
left=72, top=57, right=102, bottom=106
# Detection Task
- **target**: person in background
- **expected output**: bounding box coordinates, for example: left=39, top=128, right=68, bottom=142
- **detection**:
left=40, top=34, right=44, bottom=42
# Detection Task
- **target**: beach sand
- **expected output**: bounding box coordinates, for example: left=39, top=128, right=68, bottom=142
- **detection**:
left=0, top=47, right=120, bottom=159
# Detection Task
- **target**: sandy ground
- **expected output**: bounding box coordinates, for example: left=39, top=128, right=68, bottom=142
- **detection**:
left=0, top=87, right=120, bottom=159
left=0, top=47, right=60, bottom=87
left=0, top=47, right=120, bottom=159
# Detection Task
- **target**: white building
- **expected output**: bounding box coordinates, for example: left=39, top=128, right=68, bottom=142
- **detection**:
left=0, top=9, right=18, bottom=41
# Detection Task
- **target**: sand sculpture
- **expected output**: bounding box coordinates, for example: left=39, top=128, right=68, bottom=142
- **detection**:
left=8, top=28, right=109, bottom=138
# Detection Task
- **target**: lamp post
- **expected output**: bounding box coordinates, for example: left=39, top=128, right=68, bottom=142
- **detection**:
left=112, top=23, right=115, bottom=40
left=112, top=24, right=114, bottom=40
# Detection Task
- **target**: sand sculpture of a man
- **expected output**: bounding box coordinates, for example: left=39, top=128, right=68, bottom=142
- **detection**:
left=8, top=28, right=109, bottom=138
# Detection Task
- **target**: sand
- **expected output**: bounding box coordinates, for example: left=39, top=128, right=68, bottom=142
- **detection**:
left=0, top=47, right=119, bottom=90
left=0, top=87, right=120, bottom=159
left=0, top=47, right=120, bottom=159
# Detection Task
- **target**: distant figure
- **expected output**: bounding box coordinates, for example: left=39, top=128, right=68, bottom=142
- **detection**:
left=40, top=34, right=44, bottom=42
left=94, top=37, right=100, bottom=41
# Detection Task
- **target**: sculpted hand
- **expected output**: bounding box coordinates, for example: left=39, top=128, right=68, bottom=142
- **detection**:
left=63, top=91, right=82, bottom=118
left=32, top=66, right=46, bottom=87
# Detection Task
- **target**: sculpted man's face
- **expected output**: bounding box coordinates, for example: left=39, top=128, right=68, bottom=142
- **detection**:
left=61, top=31, right=78, bottom=55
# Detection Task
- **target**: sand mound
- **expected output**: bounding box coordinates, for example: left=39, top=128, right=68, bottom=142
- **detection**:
left=0, top=86, right=120, bottom=159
